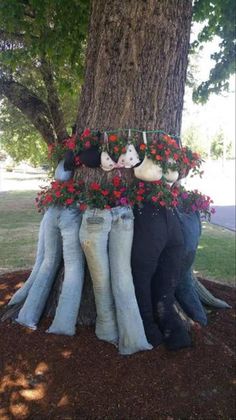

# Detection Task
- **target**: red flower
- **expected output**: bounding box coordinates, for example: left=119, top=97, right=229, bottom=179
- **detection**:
left=75, top=156, right=81, bottom=166
left=80, top=203, right=87, bottom=211
left=136, top=195, right=144, bottom=201
left=90, top=182, right=100, bottom=191
left=81, top=128, right=91, bottom=138
left=55, top=191, right=61, bottom=198
left=113, top=146, right=119, bottom=153
left=66, top=198, right=74, bottom=205
left=155, top=155, right=162, bottom=160
left=140, top=143, right=146, bottom=151
left=101, top=189, right=109, bottom=196
left=151, top=196, right=158, bottom=202
left=66, top=138, right=76, bottom=150
left=109, top=134, right=118, bottom=142
left=67, top=185, right=75, bottom=193
left=112, top=176, right=121, bottom=187
left=45, top=195, right=53, bottom=203
left=159, top=200, right=166, bottom=206
left=84, top=140, right=91, bottom=149
left=113, top=190, right=121, bottom=198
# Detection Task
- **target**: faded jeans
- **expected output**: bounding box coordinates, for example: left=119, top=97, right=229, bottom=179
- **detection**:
left=8, top=214, right=46, bottom=306
left=8, top=158, right=74, bottom=307
left=15, top=206, right=84, bottom=335
left=175, top=210, right=207, bottom=325
left=79, top=206, right=152, bottom=355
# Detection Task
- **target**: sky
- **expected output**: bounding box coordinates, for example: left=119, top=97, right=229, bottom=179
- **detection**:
left=182, top=26, right=235, bottom=155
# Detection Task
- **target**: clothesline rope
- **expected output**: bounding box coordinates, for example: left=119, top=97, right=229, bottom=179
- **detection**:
left=102, top=128, right=180, bottom=140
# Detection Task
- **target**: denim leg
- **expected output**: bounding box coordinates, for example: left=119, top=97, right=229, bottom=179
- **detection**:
left=47, top=207, right=84, bottom=336
left=8, top=213, right=46, bottom=306
left=175, top=210, right=207, bottom=325
left=16, top=207, right=63, bottom=329
left=176, top=262, right=207, bottom=326
left=152, top=244, right=185, bottom=332
left=54, top=159, right=73, bottom=181
left=131, top=204, right=165, bottom=347
left=79, top=209, right=118, bottom=343
left=109, top=207, right=152, bottom=355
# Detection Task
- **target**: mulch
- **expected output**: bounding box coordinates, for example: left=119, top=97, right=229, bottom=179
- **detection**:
left=0, top=270, right=235, bottom=420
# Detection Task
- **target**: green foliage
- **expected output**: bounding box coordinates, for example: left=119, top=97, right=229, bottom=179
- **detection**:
left=210, top=129, right=232, bottom=159
left=0, top=0, right=90, bottom=162
left=192, top=0, right=236, bottom=103
left=0, top=102, right=48, bottom=166
left=182, top=125, right=208, bottom=158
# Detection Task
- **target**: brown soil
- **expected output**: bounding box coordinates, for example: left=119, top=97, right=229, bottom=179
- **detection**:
left=0, top=271, right=235, bottom=420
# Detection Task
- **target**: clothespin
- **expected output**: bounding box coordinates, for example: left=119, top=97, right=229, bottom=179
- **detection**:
left=142, top=131, right=147, bottom=145
left=104, top=131, right=109, bottom=151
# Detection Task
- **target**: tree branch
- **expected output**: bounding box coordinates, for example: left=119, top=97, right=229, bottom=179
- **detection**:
left=39, top=58, right=69, bottom=141
left=0, top=79, right=56, bottom=143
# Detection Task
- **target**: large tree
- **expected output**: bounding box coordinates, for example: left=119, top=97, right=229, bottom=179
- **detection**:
left=0, top=0, right=235, bottom=161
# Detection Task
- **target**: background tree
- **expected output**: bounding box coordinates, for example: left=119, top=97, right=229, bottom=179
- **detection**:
left=210, top=129, right=232, bottom=160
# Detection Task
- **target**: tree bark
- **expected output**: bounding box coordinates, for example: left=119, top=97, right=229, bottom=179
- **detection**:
left=39, top=58, right=69, bottom=141
left=77, top=0, right=192, bottom=135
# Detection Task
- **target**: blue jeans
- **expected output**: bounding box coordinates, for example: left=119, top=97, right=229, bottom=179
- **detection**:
left=15, top=206, right=84, bottom=335
left=79, top=206, right=152, bottom=355
left=8, top=214, right=46, bottom=306
left=175, top=210, right=207, bottom=325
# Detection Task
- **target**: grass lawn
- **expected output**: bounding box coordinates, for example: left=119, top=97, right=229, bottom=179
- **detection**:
left=194, top=222, right=235, bottom=286
left=0, top=191, right=235, bottom=286
left=0, top=191, right=42, bottom=274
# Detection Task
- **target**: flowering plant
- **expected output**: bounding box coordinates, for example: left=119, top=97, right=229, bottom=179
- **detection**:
left=102, top=133, right=130, bottom=161
left=128, top=179, right=181, bottom=209
left=75, top=128, right=101, bottom=155
left=179, top=189, right=215, bottom=221
left=179, top=147, right=204, bottom=178
left=138, top=133, right=182, bottom=173
left=35, top=179, right=85, bottom=212
left=47, top=129, right=101, bottom=165
left=85, top=176, right=129, bottom=209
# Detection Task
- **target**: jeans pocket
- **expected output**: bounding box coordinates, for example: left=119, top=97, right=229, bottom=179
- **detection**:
left=120, top=213, right=134, bottom=231
left=85, top=216, right=105, bottom=232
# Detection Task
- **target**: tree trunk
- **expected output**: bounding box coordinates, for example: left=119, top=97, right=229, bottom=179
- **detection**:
left=76, top=0, right=192, bottom=135
left=73, top=0, right=193, bottom=324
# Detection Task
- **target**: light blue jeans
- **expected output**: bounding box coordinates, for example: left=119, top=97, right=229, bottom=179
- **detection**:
left=15, top=206, right=84, bottom=335
left=8, top=214, right=46, bottom=306
left=8, top=158, right=73, bottom=307
left=79, top=206, right=152, bottom=355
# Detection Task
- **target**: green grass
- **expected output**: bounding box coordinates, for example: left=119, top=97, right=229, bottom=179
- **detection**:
left=0, top=191, right=235, bottom=286
left=0, top=191, right=42, bottom=273
left=194, top=222, right=235, bottom=286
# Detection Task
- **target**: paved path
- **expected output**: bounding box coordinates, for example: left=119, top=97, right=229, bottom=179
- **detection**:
left=184, top=159, right=235, bottom=232
left=211, top=205, right=235, bottom=232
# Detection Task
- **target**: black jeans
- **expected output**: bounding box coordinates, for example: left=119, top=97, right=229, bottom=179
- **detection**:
left=131, top=203, right=184, bottom=345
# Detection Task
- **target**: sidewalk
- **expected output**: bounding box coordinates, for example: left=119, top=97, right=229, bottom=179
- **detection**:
left=184, top=159, right=236, bottom=231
